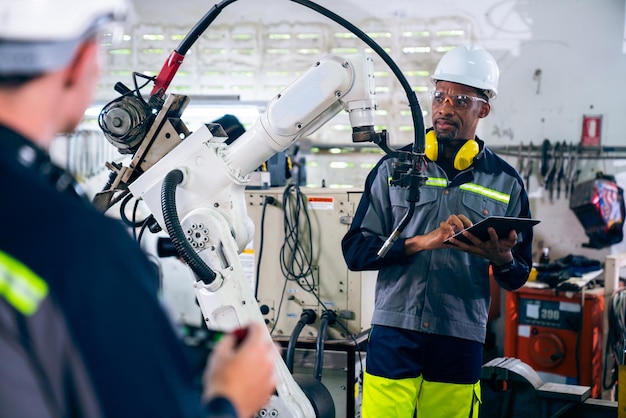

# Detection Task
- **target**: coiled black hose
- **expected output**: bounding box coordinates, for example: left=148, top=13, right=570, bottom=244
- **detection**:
left=161, top=169, right=216, bottom=284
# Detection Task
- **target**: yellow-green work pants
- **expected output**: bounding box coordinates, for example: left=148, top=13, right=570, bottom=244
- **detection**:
left=362, top=371, right=481, bottom=418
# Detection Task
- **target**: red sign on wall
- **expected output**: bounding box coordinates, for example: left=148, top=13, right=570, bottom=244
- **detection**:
left=581, top=115, right=602, bottom=147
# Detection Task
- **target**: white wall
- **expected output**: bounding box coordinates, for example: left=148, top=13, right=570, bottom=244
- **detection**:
left=127, top=0, right=626, bottom=146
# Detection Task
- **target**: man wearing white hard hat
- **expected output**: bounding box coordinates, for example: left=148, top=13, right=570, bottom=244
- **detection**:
left=0, top=1, right=276, bottom=417
left=343, top=45, right=533, bottom=417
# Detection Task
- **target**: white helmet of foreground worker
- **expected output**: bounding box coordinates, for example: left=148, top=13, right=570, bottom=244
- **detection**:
left=0, top=0, right=128, bottom=75
left=430, top=45, right=499, bottom=100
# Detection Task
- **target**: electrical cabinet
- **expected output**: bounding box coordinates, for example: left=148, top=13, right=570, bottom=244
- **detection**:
left=245, top=187, right=376, bottom=340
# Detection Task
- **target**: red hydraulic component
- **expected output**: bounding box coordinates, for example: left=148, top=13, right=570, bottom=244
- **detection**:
left=150, top=50, right=185, bottom=98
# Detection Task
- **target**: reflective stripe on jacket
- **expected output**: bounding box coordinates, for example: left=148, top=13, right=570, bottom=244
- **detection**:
left=0, top=251, right=104, bottom=418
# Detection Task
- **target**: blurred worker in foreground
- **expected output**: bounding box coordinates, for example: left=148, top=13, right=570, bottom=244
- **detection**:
left=0, top=1, right=275, bottom=417
left=342, top=45, right=533, bottom=417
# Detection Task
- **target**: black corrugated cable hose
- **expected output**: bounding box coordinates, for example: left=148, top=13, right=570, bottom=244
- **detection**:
left=286, top=309, right=317, bottom=373
left=161, top=169, right=216, bottom=284
left=314, top=310, right=336, bottom=382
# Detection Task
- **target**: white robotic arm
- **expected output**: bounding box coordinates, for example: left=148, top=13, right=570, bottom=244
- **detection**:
left=215, top=54, right=376, bottom=183
left=125, top=53, right=376, bottom=418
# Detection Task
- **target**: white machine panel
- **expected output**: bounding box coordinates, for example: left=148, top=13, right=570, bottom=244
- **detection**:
left=246, top=187, right=376, bottom=340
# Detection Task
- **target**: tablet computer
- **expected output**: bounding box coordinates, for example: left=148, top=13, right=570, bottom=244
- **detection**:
left=445, top=216, right=540, bottom=245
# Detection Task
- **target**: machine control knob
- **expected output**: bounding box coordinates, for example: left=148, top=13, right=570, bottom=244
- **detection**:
left=528, top=330, right=565, bottom=369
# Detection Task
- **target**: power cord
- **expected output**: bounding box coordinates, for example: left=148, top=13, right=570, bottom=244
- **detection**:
left=279, top=183, right=314, bottom=289
left=603, top=287, right=626, bottom=393
left=255, top=195, right=276, bottom=299
left=118, top=193, right=160, bottom=244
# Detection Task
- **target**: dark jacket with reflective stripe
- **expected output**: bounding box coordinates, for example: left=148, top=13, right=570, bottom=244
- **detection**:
left=342, top=139, right=533, bottom=343
left=0, top=255, right=104, bottom=418
left=0, top=124, right=237, bottom=418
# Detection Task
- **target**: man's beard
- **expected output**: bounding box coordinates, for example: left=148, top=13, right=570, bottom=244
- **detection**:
left=434, top=127, right=458, bottom=141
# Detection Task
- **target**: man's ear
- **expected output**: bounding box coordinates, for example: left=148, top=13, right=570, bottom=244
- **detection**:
left=478, top=102, right=491, bottom=119
left=63, top=39, right=98, bottom=88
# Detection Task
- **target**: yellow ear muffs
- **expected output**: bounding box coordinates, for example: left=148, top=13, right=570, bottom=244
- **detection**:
left=454, top=139, right=479, bottom=170
left=425, top=130, right=439, bottom=162
left=424, top=130, right=479, bottom=171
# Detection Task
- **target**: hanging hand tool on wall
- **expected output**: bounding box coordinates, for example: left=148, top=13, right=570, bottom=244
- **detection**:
left=565, top=143, right=581, bottom=198
left=555, top=141, right=565, bottom=199
left=541, top=139, right=556, bottom=201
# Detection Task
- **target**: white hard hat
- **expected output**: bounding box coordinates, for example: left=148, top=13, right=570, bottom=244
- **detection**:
left=0, top=0, right=128, bottom=75
left=430, top=45, right=499, bottom=100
